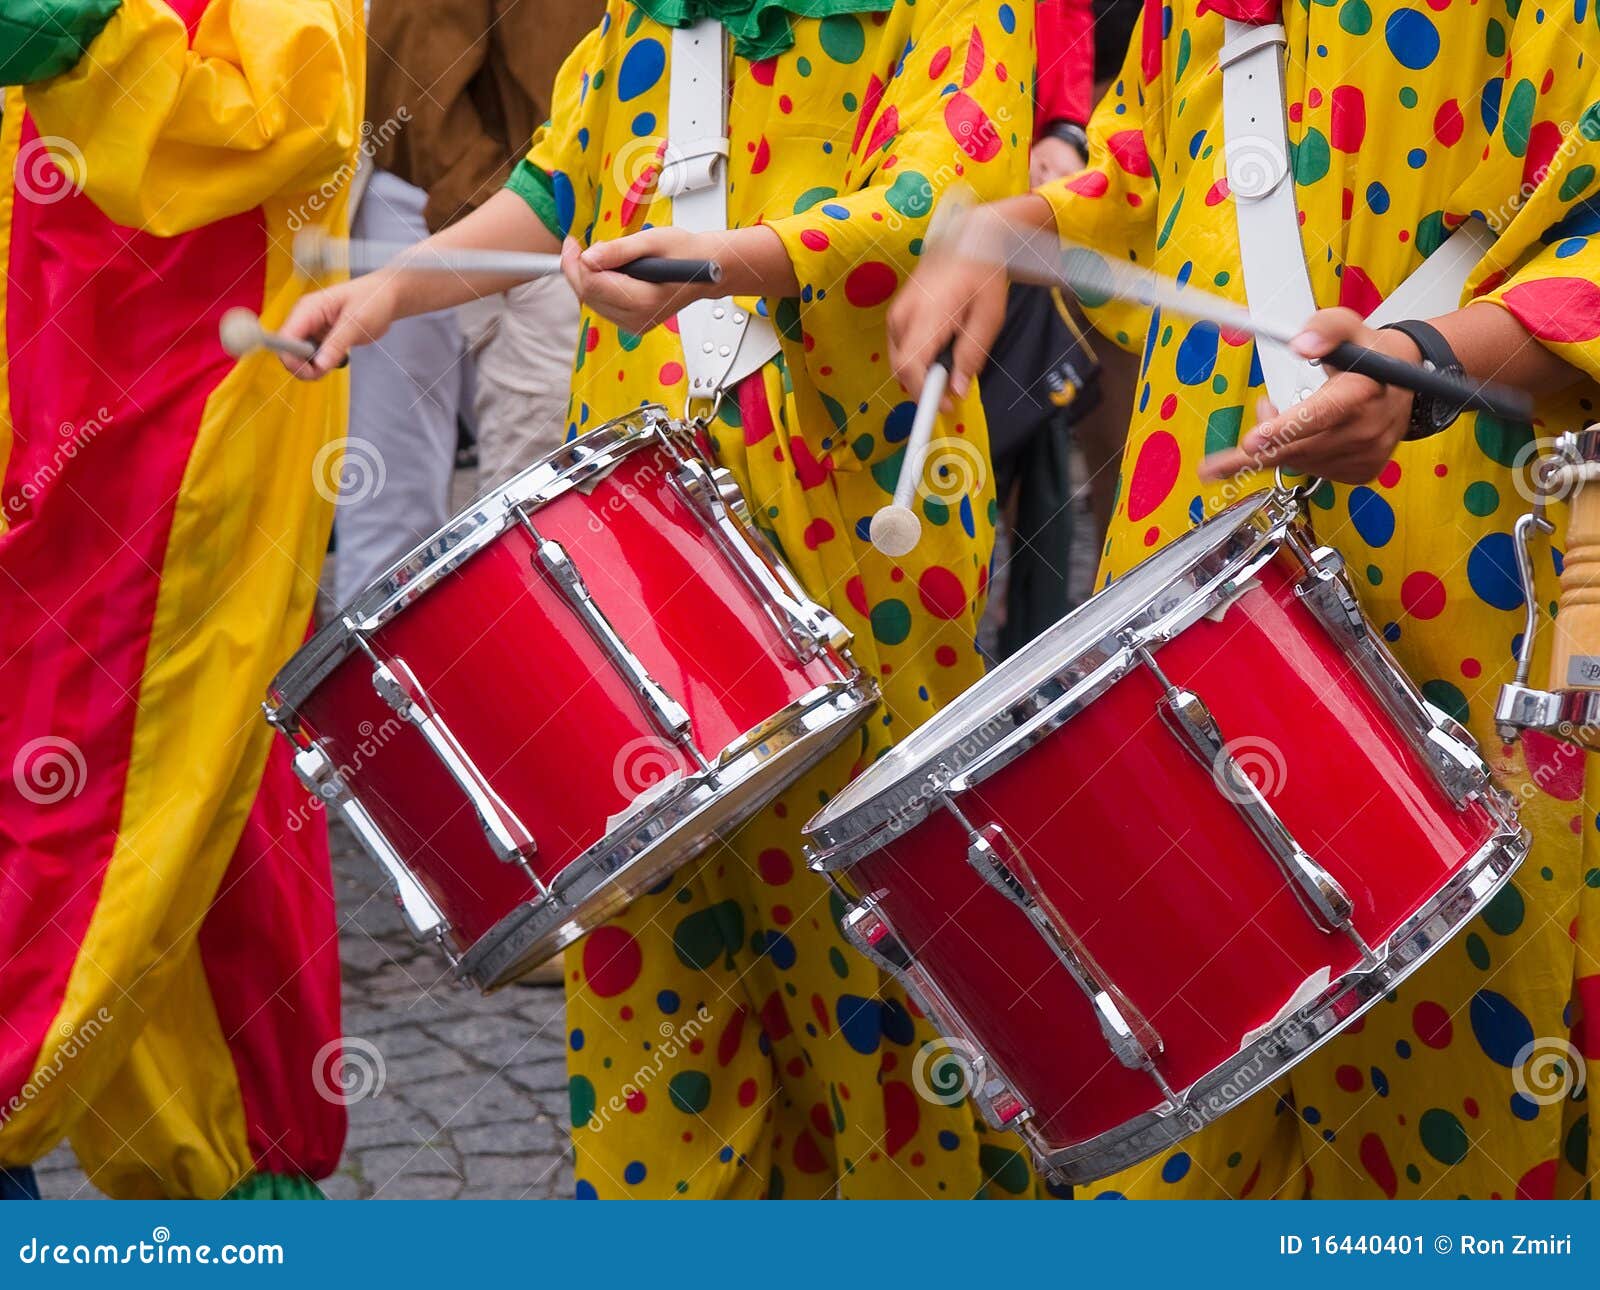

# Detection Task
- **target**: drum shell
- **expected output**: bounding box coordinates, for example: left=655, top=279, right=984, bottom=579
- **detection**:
left=840, top=552, right=1501, bottom=1152
left=292, top=439, right=846, bottom=952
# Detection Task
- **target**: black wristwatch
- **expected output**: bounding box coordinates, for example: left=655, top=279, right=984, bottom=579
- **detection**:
left=1042, top=120, right=1089, bottom=159
left=1379, top=319, right=1467, bottom=440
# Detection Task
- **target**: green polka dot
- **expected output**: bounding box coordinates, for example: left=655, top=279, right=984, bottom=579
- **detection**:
left=1465, top=932, right=1491, bottom=970
left=1560, top=165, right=1596, bottom=202
left=1174, top=29, right=1192, bottom=79
left=1415, top=210, right=1451, bottom=256
left=1503, top=79, right=1537, bottom=158
left=1204, top=405, right=1244, bottom=455
left=668, top=1070, right=712, bottom=1115
left=1463, top=480, right=1500, bottom=516
left=1485, top=18, right=1506, bottom=57
left=1419, top=1108, right=1470, bottom=1165
left=829, top=947, right=850, bottom=978
left=672, top=900, right=745, bottom=971
left=1481, top=882, right=1525, bottom=936
left=870, top=599, right=913, bottom=647
left=792, top=186, right=837, bottom=214
left=570, top=1074, right=596, bottom=1129
left=796, top=56, right=812, bottom=76
left=1211, top=374, right=1229, bottom=396
left=1338, top=0, right=1372, bottom=34
left=1585, top=868, right=1600, bottom=889
left=1565, top=1114, right=1589, bottom=1174
left=977, top=1145, right=1032, bottom=1196
left=1421, top=679, right=1470, bottom=725
left=818, top=13, right=865, bottom=63
left=1309, top=480, right=1336, bottom=510
left=1405, top=1163, right=1422, bottom=1184
left=1541, top=866, right=1555, bottom=881
left=1475, top=414, right=1536, bottom=467
left=852, top=434, right=875, bottom=461
left=1366, top=564, right=1383, bottom=586
left=922, top=497, right=951, bottom=527
left=1399, top=86, right=1418, bottom=109
left=1227, top=1151, right=1243, bottom=1168
left=885, top=171, right=934, bottom=219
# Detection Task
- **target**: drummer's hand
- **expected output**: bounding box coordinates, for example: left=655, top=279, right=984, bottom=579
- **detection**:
left=1198, top=308, right=1421, bottom=485
left=279, top=273, right=401, bottom=379
left=888, top=242, right=1009, bottom=407
left=568, top=228, right=717, bottom=334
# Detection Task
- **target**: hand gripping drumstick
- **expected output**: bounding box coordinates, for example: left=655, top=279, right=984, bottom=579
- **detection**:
left=1549, top=458, right=1600, bottom=694
left=218, top=307, right=349, bottom=368
left=991, top=224, right=1535, bottom=424
left=870, top=343, right=956, bottom=558
left=293, top=230, right=723, bottom=287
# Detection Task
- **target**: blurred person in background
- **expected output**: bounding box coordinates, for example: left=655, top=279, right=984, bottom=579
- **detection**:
left=0, top=0, right=359, bottom=1199
left=334, top=0, right=606, bottom=610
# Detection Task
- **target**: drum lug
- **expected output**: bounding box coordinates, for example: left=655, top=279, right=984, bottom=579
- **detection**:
left=672, top=460, right=852, bottom=663
left=360, top=643, right=543, bottom=873
left=1293, top=545, right=1366, bottom=644
left=839, top=895, right=914, bottom=975
left=519, top=515, right=705, bottom=768
left=288, top=743, right=453, bottom=945
left=951, top=804, right=1180, bottom=1103
left=1135, top=645, right=1370, bottom=957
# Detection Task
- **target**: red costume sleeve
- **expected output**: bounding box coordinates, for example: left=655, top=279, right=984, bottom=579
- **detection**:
left=1035, top=0, right=1096, bottom=134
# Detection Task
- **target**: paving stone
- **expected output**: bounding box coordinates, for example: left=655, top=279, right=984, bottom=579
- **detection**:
left=452, top=1119, right=565, bottom=1158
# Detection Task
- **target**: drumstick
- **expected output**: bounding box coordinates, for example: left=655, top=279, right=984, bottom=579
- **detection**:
left=992, top=226, right=1534, bottom=424
left=293, top=230, right=723, bottom=287
left=218, top=307, right=349, bottom=368
left=870, top=342, right=956, bottom=558
left=1550, top=459, right=1600, bottom=694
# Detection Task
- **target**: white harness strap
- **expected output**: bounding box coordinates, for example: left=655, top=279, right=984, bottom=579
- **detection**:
left=1220, top=19, right=1492, bottom=408
left=664, top=19, right=781, bottom=404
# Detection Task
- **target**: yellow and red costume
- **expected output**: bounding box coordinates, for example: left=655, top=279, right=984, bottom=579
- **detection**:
left=0, top=0, right=361, bottom=1198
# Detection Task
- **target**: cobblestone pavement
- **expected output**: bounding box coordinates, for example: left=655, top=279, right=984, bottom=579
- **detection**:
left=36, top=819, right=574, bottom=1201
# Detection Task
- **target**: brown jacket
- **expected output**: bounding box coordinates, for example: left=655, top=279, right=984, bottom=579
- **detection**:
left=366, top=0, right=605, bottom=232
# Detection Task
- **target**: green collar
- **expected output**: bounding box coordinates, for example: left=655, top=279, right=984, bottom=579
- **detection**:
left=629, top=0, right=896, bottom=61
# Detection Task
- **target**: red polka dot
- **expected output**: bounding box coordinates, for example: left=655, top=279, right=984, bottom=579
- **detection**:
left=1144, top=525, right=1161, bottom=546
left=1461, top=658, right=1481, bottom=678
left=845, top=575, right=870, bottom=618
left=582, top=926, right=642, bottom=997
left=1503, top=278, right=1600, bottom=344
left=658, top=361, right=685, bottom=386
left=1400, top=571, right=1446, bottom=620
left=751, top=137, right=771, bottom=175
left=935, top=645, right=959, bottom=667
left=1335, top=1064, right=1364, bottom=1092
left=737, top=1078, right=758, bottom=1106
left=844, top=262, right=899, bottom=308
left=800, top=228, right=830, bottom=253
left=918, top=566, right=968, bottom=620
left=803, top=517, right=835, bottom=549
left=1523, top=729, right=1586, bottom=801
left=1433, top=100, right=1464, bottom=146
left=1412, top=1000, right=1453, bottom=1049
left=757, top=848, right=792, bottom=886
left=625, top=1089, right=647, bottom=1113
left=1515, top=1160, right=1558, bottom=1200
left=1329, top=86, right=1366, bottom=151
left=1126, top=430, right=1181, bottom=522
left=883, top=1080, right=920, bottom=1156
left=1065, top=169, right=1109, bottom=198
left=793, top=1132, right=828, bottom=1173
left=1378, top=460, right=1402, bottom=488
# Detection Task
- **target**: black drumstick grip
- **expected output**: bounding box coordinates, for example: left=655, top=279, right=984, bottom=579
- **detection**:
left=933, top=341, right=957, bottom=374
left=1325, top=341, right=1533, bottom=423
left=619, top=257, right=723, bottom=285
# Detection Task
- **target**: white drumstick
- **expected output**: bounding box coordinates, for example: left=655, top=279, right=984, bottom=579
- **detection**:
left=294, top=229, right=565, bottom=281
left=870, top=344, right=955, bottom=558
left=219, top=307, right=318, bottom=362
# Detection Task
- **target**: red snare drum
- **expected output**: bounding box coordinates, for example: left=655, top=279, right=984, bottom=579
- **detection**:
left=805, top=490, right=1526, bottom=1184
left=269, top=409, right=875, bottom=991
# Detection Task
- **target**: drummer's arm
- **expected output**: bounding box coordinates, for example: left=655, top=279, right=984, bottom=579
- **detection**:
left=384, top=189, right=565, bottom=316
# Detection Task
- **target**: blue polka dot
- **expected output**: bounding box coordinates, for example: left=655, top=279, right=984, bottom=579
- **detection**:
left=1161, top=1152, right=1192, bottom=1183
left=1467, top=533, right=1526, bottom=611
left=836, top=995, right=884, bottom=1055
left=1371, top=1067, right=1390, bottom=1096
left=1348, top=486, right=1396, bottom=547
left=631, top=112, right=656, bottom=136
left=617, top=39, right=666, bottom=102
left=881, top=999, right=917, bottom=1046
left=551, top=171, right=576, bottom=236
left=1385, top=9, right=1441, bottom=70
left=1407, top=148, right=1428, bottom=169
left=884, top=401, right=916, bottom=443
left=1557, top=237, right=1587, bottom=258
left=1395, top=1040, right=1412, bottom=1059
left=821, top=202, right=852, bottom=220
left=938, top=1130, right=960, bottom=1150
left=575, top=1179, right=598, bottom=1199
left=1510, top=1093, right=1541, bottom=1121
left=657, top=990, right=680, bottom=1015
left=1470, top=989, right=1535, bottom=1066
left=570, top=1029, right=585, bottom=1051
left=1175, top=322, right=1221, bottom=385
left=623, top=1161, right=647, bottom=1185
left=1367, top=182, right=1391, bottom=213
left=998, top=3, right=1016, bottom=32
left=753, top=930, right=798, bottom=971
left=718, top=1145, right=734, bottom=1163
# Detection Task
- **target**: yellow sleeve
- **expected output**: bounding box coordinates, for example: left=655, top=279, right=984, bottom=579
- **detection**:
left=508, top=5, right=618, bottom=239
left=25, top=0, right=361, bottom=236
left=764, top=3, right=1034, bottom=436
left=1035, top=4, right=1164, bottom=352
